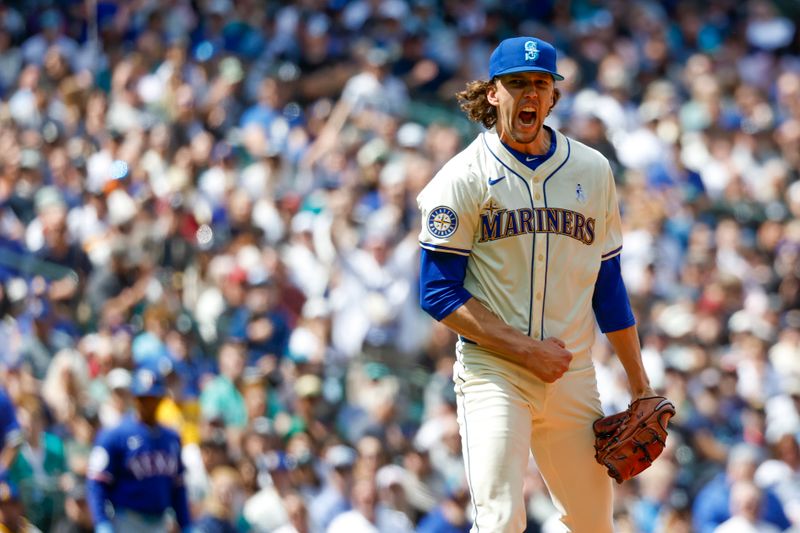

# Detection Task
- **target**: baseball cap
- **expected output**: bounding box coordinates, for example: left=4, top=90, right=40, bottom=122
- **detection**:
left=489, top=37, right=564, bottom=81
left=325, top=445, right=357, bottom=470
left=131, top=367, right=167, bottom=397
left=34, top=186, right=65, bottom=213
left=376, top=464, right=406, bottom=489
left=295, top=374, right=323, bottom=399
left=107, top=367, right=132, bottom=391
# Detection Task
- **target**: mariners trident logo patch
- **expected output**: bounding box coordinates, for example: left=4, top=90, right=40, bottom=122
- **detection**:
left=428, top=206, right=459, bottom=238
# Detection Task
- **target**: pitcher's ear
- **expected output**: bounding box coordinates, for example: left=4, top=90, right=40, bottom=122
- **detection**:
left=548, top=88, right=561, bottom=116
left=552, top=87, right=561, bottom=108
left=486, top=81, right=499, bottom=107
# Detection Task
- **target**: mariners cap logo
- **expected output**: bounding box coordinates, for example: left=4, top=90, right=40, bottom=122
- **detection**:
left=427, top=206, right=458, bottom=238
left=524, top=40, right=539, bottom=62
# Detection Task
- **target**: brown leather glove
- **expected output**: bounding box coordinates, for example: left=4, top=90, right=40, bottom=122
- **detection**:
left=593, top=396, right=676, bottom=483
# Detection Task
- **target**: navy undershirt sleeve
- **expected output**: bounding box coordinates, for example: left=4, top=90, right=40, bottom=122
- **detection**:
left=419, top=249, right=473, bottom=321
left=592, top=255, right=636, bottom=333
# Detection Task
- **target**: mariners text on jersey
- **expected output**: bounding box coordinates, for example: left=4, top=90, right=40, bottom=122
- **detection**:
left=479, top=204, right=596, bottom=244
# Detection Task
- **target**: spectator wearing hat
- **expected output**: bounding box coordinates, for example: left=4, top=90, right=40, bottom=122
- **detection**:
left=51, top=480, right=92, bottom=533
left=0, top=475, right=40, bottom=533
left=282, top=374, right=328, bottom=444
left=375, top=464, right=414, bottom=524
left=96, top=367, right=132, bottom=429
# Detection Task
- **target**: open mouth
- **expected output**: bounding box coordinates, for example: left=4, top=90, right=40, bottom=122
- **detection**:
left=519, top=110, right=536, bottom=126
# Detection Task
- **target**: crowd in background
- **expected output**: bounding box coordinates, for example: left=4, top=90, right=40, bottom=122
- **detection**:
left=0, top=0, right=799, bottom=531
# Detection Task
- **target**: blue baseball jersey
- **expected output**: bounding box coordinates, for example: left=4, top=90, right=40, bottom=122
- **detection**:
left=0, top=388, right=22, bottom=450
left=87, top=414, right=188, bottom=526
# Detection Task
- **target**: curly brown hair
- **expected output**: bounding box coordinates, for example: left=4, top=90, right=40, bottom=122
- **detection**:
left=456, top=79, right=562, bottom=129
left=455, top=80, right=497, bottom=129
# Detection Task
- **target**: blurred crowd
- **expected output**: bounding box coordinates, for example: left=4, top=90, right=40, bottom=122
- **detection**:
left=0, top=0, right=798, bottom=532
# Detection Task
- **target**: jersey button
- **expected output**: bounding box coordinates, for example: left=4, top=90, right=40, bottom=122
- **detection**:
left=534, top=193, right=541, bottom=200
left=533, top=330, right=540, bottom=337
left=536, top=292, right=542, bottom=300
left=533, top=177, right=540, bottom=183
left=538, top=254, right=544, bottom=261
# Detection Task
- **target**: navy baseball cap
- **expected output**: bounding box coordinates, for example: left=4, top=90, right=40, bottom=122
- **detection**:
left=489, top=37, right=564, bottom=81
left=131, top=366, right=167, bottom=397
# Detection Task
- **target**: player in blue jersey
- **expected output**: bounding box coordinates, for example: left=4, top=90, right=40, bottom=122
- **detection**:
left=0, top=387, right=22, bottom=475
left=87, top=366, right=191, bottom=533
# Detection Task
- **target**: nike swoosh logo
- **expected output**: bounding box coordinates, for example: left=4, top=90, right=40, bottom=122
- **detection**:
left=488, top=176, right=506, bottom=186
left=525, top=156, right=538, bottom=162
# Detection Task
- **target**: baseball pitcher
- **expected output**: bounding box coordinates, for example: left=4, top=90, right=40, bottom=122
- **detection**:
left=417, top=36, right=666, bottom=532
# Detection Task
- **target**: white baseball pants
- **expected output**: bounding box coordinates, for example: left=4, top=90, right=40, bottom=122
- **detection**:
left=454, top=359, right=614, bottom=533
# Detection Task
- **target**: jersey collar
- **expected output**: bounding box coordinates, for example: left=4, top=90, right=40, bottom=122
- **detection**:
left=500, top=126, right=557, bottom=171
left=484, top=127, right=569, bottom=182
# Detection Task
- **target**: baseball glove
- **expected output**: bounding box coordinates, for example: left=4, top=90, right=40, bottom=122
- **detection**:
left=593, top=396, right=675, bottom=484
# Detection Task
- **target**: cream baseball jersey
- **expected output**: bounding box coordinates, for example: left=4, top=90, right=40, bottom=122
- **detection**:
left=417, top=128, right=623, bottom=367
